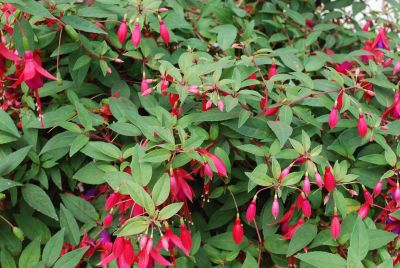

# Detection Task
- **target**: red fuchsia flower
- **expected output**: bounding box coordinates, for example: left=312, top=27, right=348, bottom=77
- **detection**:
left=328, top=107, right=339, bottom=129
left=201, top=99, right=212, bottom=111
left=394, top=61, right=400, bottom=74
left=305, top=18, right=315, bottom=29
left=372, top=28, right=390, bottom=50
left=333, top=61, right=353, bottom=75
left=141, top=74, right=153, bottom=96
left=358, top=203, right=370, bottom=219
left=157, top=223, right=187, bottom=255
left=279, top=164, right=292, bottom=180
left=283, top=217, right=305, bottom=240
left=331, top=211, right=341, bottom=240
left=131, top=19, right=141, bottom=49
left=180, top=222, right=192, bottom=255
left=0, top=43, right=19, bottom=75
left=374, top=179, right=383, bottom=197
left=383, top=58, right=393, bottom=67
left=105, top=192, right=119, bottom=210
left=324, top=166, right=336, bottom=192
left=217, top=99, right=224, bottom=112
left=188, top=85, right=199, bottom=94
left=362, top=20, right=372, bottom=32
left=161, top=79, right=169, bottom=96
left=169, top=93, right=182, bottom=116
left=103, top=213, right=113, bottom=227
left=247, top=73, right=257, bottom=89
left=303, top=173, right=311, bottom=196
left=394, top=183, right=400, bottom=206
left=117, top=17, right=128, bottom=44
left=357, top=113, right=368, bottom=137
left=169, top=168, right=194, bottom=202
left=272, top=195, right=280, bottom=219
left=315, top=168, right=323, bottom=188
left=137, top=236, right=172, bottom=268
left=301, top=196, right=312, bottom=218
left=159, top=18, right=170, bottom=44
left=267, top=63, right=277, bottom=80
left=232, top=215, right=244, bottom=244
left=99, top=237, right=135, bottom=268
left=198, top=149, right=227, bottom=178
left=363, top=186, right=373, bottom=204
left=246, top=196, right=257, bottom=223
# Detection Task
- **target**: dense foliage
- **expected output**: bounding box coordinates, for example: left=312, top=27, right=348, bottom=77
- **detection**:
left=0, top=0, right=400, bottom=267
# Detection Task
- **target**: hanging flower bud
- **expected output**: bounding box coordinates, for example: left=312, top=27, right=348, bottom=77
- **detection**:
left=217, top=99, right=224, bottom=112
left=331, top=211, right=341, bottom=240
left=158, top=8, right=169, bottom=13
left=335, top=91, right=344, bottom=110
left=159, top=18, right=170, bottom=44
left=141, top=73, right=153, bottom=96
left=279, top=165, right=292, bottom=180
left=246, top=197, right=257, bottom=223
left=131, top=19, right=141, bottom=49
left=272, top=195, right=280, bottom=219
left=205, top=99, right=212, bottom=110
left=383, top=58, right=393, bottom=67
left=301, top=195, right=311, bottom=218
left=139, top=234, right=149, bottom=250
left=373, top=179, right=382, bottom=197
left=358, top=203, right=370, bottom=219
left=12, top=227, right=24, bottom=241
left=394, top=61, right=400, bottom=74
left=324, top=166, right=336, bottom=192
left=315, top=168, right=323, bottom=188
left=105, top=193, right=118, bottom=209
left=303, top=173, right=311, bottom=196
left=159, top=235, right=169, bottom=251
left=267, top=63, right=277, bottom=80
left=328, top=107, right=339, bottom=129
left=362, top=20, right=372, bottom=32
left=394, top=183, right=400, bottom=205
left=188, top=85, right=199, bottom=94
left=362, top=186, right=373, bottom=204
left=180, top=222, right=192, bottom=255
left=117, top=18, right=128, bottom=44
left=103, top=213, right=113, bottom=227
left=232, top=215, right=244, bottom=244
left=357, top=113, right=368, bottom=137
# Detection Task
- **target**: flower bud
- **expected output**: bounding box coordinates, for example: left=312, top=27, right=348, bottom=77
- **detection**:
left=217, top=99, right=224, bottom=112
left=394, top=61, right=400, bottom=74
left=64, top=25, right=80, bottom=41
left=117, top=19, right=128, bottom=44
left=267, top=63, right=277, bottom=80
left=328, top=107, right=339, bottom=129
left=330, top=211, right=341, bottom=240
left=315, top=169, right=323, bottom=188
left=272, top=195, right=280, bottom=219
left=362, top=186, right=373, bottom=204
left=394, top=183, right=400, bottom=205
left=103, top=213, right=113, bottom=227
left=373, top=179, right=382, bottom=197
left=357, top=113, right=368, bottom=138
left=324, top=166, right=336, bottom=192
left=131, top=20, right=141, bottom=49
left=140, top=234, right=149, bottom=250
left=232, top=215, right=244, bottom=244
left=246, top=197, right=257, bottom=223
left=301, top=196, right=311, bottom=218
left=159, top=19, right=170, bottom=44
left=0, top=193, right=5, bottom=201
left=160, top=235, right=169, bottom=251
left=303, top=173, right=310, bottom=196
left=188, top=85, right=199, bottom=94
left=180, top=223, right=192, bottom=255
left=358, top=203, right=370, bottom=219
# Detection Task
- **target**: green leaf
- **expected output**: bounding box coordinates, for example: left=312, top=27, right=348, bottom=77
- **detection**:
left=279, top=53, right=304, bottom=72
left=73, top=55, right=91, bottom=71
left=267, top=121, right=293, bottom=147
left=73, top=162, right=105, bottom=185
left=211, top=24, right=237, bottom=50
left=0, top=178, right=22, bottom=192
left=69, top=134, right=89, bottom=157
left=348, top=216, right=369, bottom=263
left=368, top=230, right=397, bottom=250
left=63, top=16, right=107, bottom=34
left=158, top=202, right=183, bottom=220
left=116, top=216, right=149, bottom=236
left=81, top=141, right=122, bottom=161
left=245, top=164, right=273, bottom=186
left=152, top=173, right=170, bottom=206
left=42, top=229, right=65, bottom=267
left=60, top=205, right=80, bottom=246
left=143, top=149, right=171, bottom=163
left=0, top=110, right=20, bottom=138
left=281, top=171, right=304, bottom=186
left=1, top=249, right=16, bottom=268
left=242, top=252, right=258, bottom=268
left=18, top=239, right=41, bottom=268
left=286, top=9, right=306, bottom=25
left=60, top=194, right=98, bottom=224
left=0, top=146, right=31, bottom=176
left=296, top=251, right=346, bottom=268
left=53, top=246, right=89, bottom=268
left=126, top=182, right=155, bottom=215
left=75, top=102, right=93, bottom=131
left=22, top=184, right=58, bottom=220
left=287, top=222, right=317, bottom=256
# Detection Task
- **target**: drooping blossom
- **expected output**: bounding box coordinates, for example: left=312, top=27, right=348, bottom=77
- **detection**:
left=373, top=179, right=382, bottom=197
left=271, top=195, right=280, bottom=219
left=357, top=113, right=368, bottom=137
left=141, top=73, right=153, bottom=96
left=328, top=107, right=339, bottom=129
left=324, top=166, right=336, bottom=192
left=315, top=168, right=323, bottom=188
left=303, top=173, right=310, bottom=196
left=99, top=237, right=135, bottom=268
left=180, top=222, right=192, bottom=255
left=372, top=28, right=390, bottom=50
left=217, top=99, right=224, bottom=112
left=131, top=19, right=141, bottom=49
left=362, top=20, right=372, bottom=32
left=159, top=19, right=170, bottom=44
left=331, top=211, right=341, bottom=240
left=267, top=63, right=277, bottom=80
left=283, top=218, right=305, bottom=240
left=301, top=196, right=311, bottom=218
left=232, top=216, right=244, bottom=244
left=137, top=236, right=171, bottom=268
left=363, top=187, right=373, bottom=204
left=198, top=149, right=227, bottom=179
left=157, top=223, right=187, bottom=255
left=169, top=168, right=194, bottom=202
left=358, top=203, right=370, bottom=219
left=246, top=197, right=257, bottom=223
left=117, top=18, right=128, bottom=44
left=188, top=85, right=199, bottom=94
left=103, top=213, right=113, bottom=227
left=394, top=61, right=400, bottom=74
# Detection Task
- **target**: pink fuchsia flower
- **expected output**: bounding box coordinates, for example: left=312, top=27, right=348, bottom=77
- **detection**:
left=331, top=211, right=341, bottom=240
left=373, top=179, right=382, bottom=197
left=232, top=215, right=244, bottom=244
left=159, top=18, right=170, bottom=44
left=157, top=224, right=186, bottom=255
left=363, top=186, right=373, bottom=204
left=169, top=168, right=194, bottom=202
left=103, top=213, right=113, bottom=227
left=328, top=107, right=339, bottom=129
left=372, top=28, right=390, bottom=50
left=362, top=20, right=372, bottom=32
left=217, top=99, right=224, bottom=111
left=358, top=203, right=370, bottom=219
left=267, top=63, right=277, bottom=80
left=180, top=223, right=192, bottom=255
left=137, top=237, right=171, bottom=268
left=141, top=74, right=153, bottom=96
left=324, top=166, right=336, bottom=192
left=246, top=197, right=257, bottom=223
left=117, top=18, right=128, bottom=44
left=0, top=42, right=19, bottom=62
left=188, top=85, right=199, bottom=94
left=301, top=196, right=312, bottom=218
left=99, top=237, right=135, bottom=268
left=357, top=113, right=368, bottom=137
left=198, top=149, right=227, bottom=178
left=131, top=19, right=141, bottom=49
left=271, top=195, right=280, bottom=219
left=303, top=173, right=311, bottom=196
left=315, top=168, right=323, bottom=188
left=394, top=61, right=400, bottom=74
left=283, top=217, right=305, bottom=240
left=394, top=183, right=400, bottom=206
left=279, top=165, right=292, bottom=180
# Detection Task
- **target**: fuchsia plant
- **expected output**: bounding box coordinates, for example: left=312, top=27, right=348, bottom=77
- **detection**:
left=0, top=0, right=400, bottom=267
